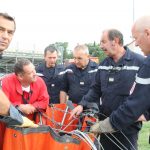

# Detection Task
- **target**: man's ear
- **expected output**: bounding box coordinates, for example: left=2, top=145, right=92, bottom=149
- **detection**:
left=16, top=73, right=23, bottom=81
left=112, top=41, right=115, bottom=46
left=114, top=37, right=119, bottom=45
left=145, top=28, right=150, bottom=37
left=87, top=54, right=90, bottom=58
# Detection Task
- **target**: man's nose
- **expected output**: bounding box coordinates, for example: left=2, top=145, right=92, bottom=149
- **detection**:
left=33, top=69, right=36, bottom=75
left=100, top=43, right=103, bottom=49
left=134, top=41, right=139, bottom=47
left=1, top=31, right=9, bottom=39
left=74, top=58, right=79, bottom=63
left=100, top=45, right=103, bottom=49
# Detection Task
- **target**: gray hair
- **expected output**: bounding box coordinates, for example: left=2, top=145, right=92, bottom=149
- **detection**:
left=74, top=44, right=89, bottom=54
left=134, top=16, right=150, bottom=32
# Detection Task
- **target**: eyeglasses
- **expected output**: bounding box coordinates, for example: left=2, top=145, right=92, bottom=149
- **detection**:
left=125, top=39, right=135, bottom=47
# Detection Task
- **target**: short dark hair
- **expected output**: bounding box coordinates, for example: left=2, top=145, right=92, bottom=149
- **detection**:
left=14, top=59, right=31, bottom=75
left=0, top=13, right=16, bottom=31
left=44, top=44, right=58, bottom=56
left=108, top=29, right=124, bottom=46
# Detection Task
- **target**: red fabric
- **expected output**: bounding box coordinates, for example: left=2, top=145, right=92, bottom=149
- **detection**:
left=1, top=73, right=49, bottom=110
left=45, top=104, right=96, bottom=132
left=46, top=104, right=79, bottom=132
left=3, top=126, right=94, bottom=150
left=22, top=91, right=30, bottom=102
left=0, top=122, right=6, bottom=150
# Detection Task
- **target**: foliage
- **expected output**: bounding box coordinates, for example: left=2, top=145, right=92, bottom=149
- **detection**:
left=86, top=42, right=107, bottom=63
left=54, top=42, right=68, bottom=59
left=54, top=42, right=73, bottom=59
left=49, top=41, right=107, bottom=63
left=138, top=122, right=150, bottom=150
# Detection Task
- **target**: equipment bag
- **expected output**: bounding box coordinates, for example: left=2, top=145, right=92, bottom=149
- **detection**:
left=45, top=104, right=79, bottom=132
left=3, top=126, right=95, bottom=150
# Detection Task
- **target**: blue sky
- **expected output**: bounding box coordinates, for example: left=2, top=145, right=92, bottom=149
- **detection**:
left=1, top=0, right=150, bottom=53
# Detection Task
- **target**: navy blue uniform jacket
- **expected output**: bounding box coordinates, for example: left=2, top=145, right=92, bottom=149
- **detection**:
left=61, top=60, right=98, bottom=104
left=36, top=62, right=64, bottom=104
left=110, top=54, right=150, bottom=131
left=80, top=48, right=145, bottom=134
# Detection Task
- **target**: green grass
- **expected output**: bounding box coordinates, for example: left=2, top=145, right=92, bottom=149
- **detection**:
left=138, top=122, right=150, bottom=150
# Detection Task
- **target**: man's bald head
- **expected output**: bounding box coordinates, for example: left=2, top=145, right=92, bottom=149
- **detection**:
left=132, top=16, right=150, bottom=56
left=132, top=16, right=150, bottom=32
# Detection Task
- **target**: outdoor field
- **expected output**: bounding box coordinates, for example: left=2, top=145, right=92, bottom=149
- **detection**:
left=138, top=122, right=150, bottom=150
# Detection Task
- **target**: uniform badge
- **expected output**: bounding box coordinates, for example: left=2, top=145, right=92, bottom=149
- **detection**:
left=109, top=77, right=114, bottom=82
left=80, top=82, right=84, bottom=85
left=51, top=84, right=55, bottom=87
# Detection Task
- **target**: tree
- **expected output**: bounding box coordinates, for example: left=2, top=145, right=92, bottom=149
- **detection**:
left=49, top=41, right=106, bottom=63
left=86, top=42, right=106, bottom=62
left=53, top=42, right=69, bottom=63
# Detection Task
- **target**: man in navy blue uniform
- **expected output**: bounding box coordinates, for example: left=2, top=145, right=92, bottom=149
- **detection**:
left=70, top=29, right=145, bottom=150
left=88, top=16, right=150, bottom=144
left=60, top=44, right=98, bottom=104
left=36, top=45, right=64, bottom=104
